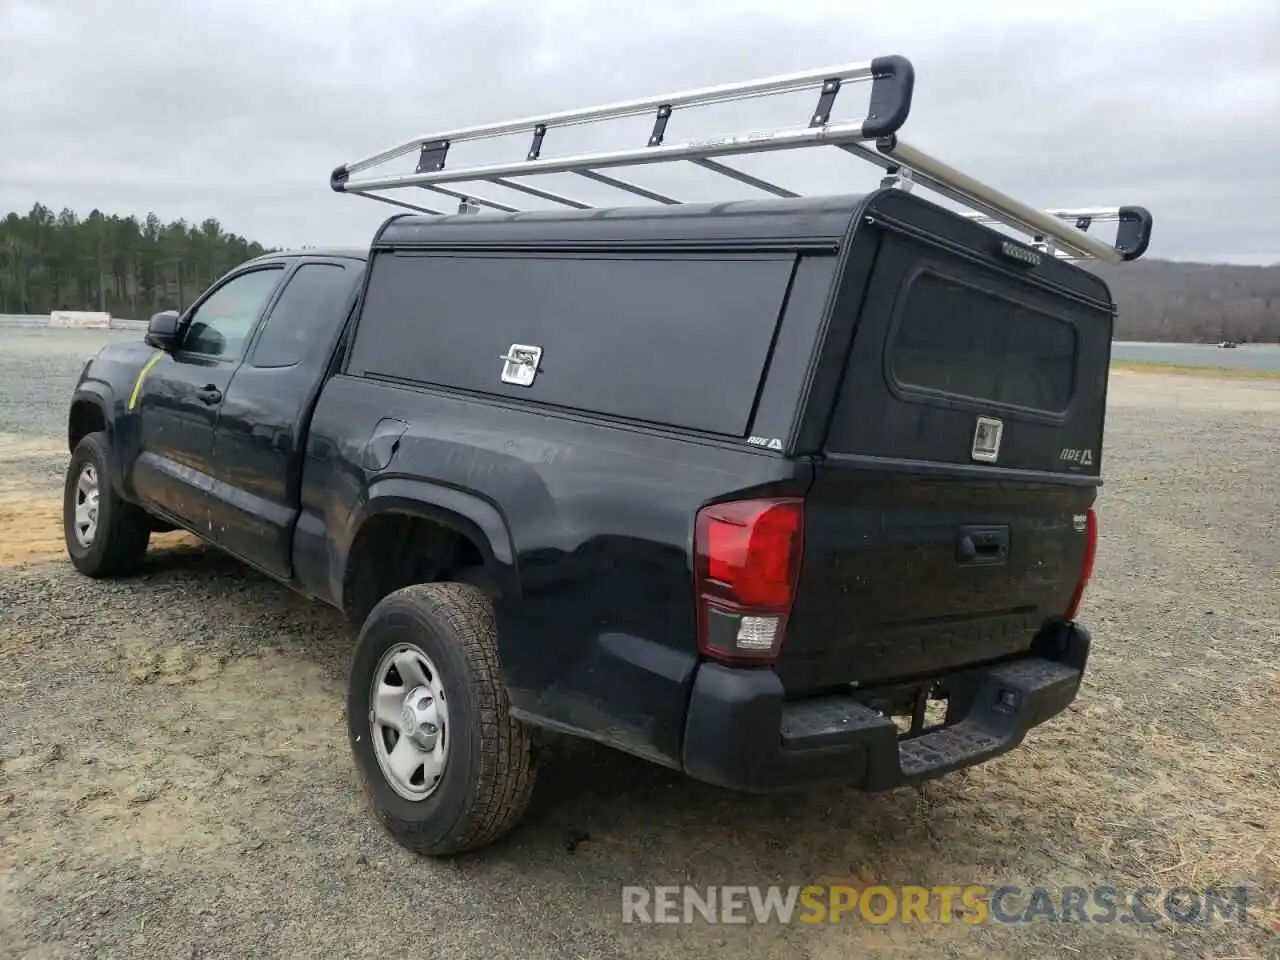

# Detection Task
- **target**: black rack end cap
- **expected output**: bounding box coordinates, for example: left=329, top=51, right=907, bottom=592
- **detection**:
left=863, top=55, right=915, bottom=140
left=1116, top=206, right=1154, bottom=261
left=330, top=165, right=350, bottom=192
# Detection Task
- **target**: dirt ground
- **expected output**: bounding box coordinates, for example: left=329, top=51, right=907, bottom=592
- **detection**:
left=0, top=330, right=1276, bottom=959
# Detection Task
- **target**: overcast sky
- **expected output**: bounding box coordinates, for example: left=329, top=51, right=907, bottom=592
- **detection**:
left=3, top=0, right=1277, bottom=264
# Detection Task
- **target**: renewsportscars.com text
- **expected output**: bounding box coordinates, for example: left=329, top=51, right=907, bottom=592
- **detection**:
left=621, top=884, right=1258, bottom=926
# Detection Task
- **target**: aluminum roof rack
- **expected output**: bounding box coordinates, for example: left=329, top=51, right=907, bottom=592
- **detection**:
left=331, top=56, right=1153, bottom=264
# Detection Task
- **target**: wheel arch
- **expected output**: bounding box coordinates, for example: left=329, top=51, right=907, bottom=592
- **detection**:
left=68, top=389, right=112, bottom=453
left=338, top=478, right=519, bottom=623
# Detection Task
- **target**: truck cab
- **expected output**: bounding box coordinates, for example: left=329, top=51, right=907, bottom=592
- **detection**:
left=67, top=249, right=365, bottom=581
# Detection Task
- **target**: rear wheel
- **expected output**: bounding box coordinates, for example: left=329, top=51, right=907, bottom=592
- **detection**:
left=347, top=582, right=535, bottom=856
left=63, top=431, right=151, bottom=578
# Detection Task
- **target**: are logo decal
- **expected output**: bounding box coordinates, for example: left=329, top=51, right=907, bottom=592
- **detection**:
left=1060, top=447, right=1095, bottom=467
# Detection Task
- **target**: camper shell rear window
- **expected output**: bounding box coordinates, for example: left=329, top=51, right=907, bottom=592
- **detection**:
left=888, top=268, right=1078, bottom=413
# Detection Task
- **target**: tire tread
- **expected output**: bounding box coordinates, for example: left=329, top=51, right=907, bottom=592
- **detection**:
left=359, top=582, right=535, bottom=855
left=65, top=432, right=151, bottom=578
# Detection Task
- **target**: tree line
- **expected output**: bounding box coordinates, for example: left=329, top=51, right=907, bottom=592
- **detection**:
left=1089, top=260, right=1279, bottom=343
left=0, top=203, right=272, bottom=320
left=1, top=202, right=1276, bottom=342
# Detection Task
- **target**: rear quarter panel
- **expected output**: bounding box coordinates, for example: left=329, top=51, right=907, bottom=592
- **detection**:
left=298, top=374, right=810, bottom=767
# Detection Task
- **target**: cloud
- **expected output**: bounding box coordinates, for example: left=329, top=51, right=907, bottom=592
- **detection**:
left=2, top=0, right=1276, bottom=262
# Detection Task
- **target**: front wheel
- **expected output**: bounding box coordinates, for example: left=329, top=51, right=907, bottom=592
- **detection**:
left=347, top=582, right=536, bottom=856
left=63, top=431, right=151, bottom=578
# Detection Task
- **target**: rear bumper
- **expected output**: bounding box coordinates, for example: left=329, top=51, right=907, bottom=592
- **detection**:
left=681, top=620, right=1090, bottom=792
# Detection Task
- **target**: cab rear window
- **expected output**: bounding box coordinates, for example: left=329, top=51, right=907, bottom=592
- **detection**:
left=889, top=269, right=1077, bottom=413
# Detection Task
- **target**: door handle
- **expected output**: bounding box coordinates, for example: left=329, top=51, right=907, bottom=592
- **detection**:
left=195, top=385, right=222, bottom=405
left=956, top=524, right=1010, bottom=565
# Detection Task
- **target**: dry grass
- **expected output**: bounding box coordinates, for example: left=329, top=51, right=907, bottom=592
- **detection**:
left=0, top=495, right=199, bottom=566
left=0, top=498, right=66, bottom=565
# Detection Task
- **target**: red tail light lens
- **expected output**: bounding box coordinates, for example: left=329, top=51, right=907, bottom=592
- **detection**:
left=693, top=498, right=804, bottom=665
left=1063, top=507, right=1098, bottom=621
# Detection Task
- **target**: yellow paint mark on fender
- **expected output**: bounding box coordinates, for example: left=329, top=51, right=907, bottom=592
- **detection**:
left=128, top=351, right=165, bottom=412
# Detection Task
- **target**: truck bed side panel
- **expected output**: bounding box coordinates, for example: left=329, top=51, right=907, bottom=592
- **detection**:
left=298, top=376, right=809, bottom=767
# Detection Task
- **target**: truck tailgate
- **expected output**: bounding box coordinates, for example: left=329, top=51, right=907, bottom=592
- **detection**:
left=780, top=465, right=1094, bottom=692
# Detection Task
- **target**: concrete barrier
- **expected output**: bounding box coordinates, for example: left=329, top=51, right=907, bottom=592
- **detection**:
left=49, top=310, right=112, bottom=329
left=0, top=313, right=143, bottom=331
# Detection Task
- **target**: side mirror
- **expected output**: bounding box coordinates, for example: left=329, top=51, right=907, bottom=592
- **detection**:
left=145, top=310, right=181, bottom=351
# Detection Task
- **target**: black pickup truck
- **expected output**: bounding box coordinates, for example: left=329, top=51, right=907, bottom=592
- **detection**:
left=63, top=184, right=1148, bottom=854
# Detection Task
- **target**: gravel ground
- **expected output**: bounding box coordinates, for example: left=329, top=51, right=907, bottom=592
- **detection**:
left=1, top=329, right=1277, bottom=959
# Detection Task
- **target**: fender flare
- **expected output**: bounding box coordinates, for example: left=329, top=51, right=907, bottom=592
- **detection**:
left=68, top=385, right=115, bottom=448
left=68, top=384, right=127, bottom=490
left=340, top=477, right=519, bottom=603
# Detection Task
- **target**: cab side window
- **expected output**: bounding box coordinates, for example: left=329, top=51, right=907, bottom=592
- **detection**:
left=250, top=263, right=354, bottom=368
left=182, top=267, right=284, bottom=359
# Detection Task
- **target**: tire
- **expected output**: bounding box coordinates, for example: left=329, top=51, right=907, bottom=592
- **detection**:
left=450, top=564, right=499, bottom=600
left=63, top=431, right=151, bottom=578
left=347, top=582, right=535, bottom=856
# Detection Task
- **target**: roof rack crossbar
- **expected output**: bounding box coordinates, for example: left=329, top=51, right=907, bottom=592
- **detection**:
left=691, top=158, right=800, bottom=198
left=332, top=55, right=1152, bottom=263
left=418, top=184, right=520, bottom=213
left=358, top=192, right=444, bottom=217
left=575, top=169, right=679, bottom=205
left=487, top=178, right=592, bottom=210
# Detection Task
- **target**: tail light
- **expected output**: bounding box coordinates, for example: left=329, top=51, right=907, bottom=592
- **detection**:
left=693, top=497, right=804, bottom=665
left=1063, top=507, right=1098, bottom=621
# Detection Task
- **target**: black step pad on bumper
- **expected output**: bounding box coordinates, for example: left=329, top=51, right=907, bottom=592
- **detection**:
left=682, top=624, right=1089, bottom=793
